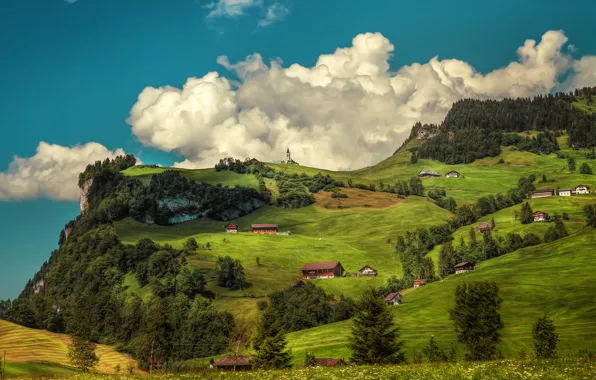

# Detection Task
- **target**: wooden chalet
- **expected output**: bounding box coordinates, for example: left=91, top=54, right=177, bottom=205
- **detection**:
left=301, top=262, right=344, bottom=279
left=476, top=222, right=493, bottom=233
left=357, top=264, right=378, bottom=277
left=558, top=188, right=574, bottom=197
left=413, top=279, right=427, bottom=288
left=533, top=211, right=548, bottom=222
left=314, top=358, right=348, bottom=367
left=213, top=355, right=252, bottom=371
left=445, top=170, right=460, bottom=178
left=250, top=224, right=278, bottom=234
left=384, top=292, right=403, bottom=305
left=532, top=189, right=554, bottom=199
left=454, top=261, right=475, bottom=274
left=291, top=280, right=305, bottom=288
left=418, top=169, right=441, bottom=179
left=225, top=223, right=238, bottom=234
left=576, top=185, right=590, bottom=194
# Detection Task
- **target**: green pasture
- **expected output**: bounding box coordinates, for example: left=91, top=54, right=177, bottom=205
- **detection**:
left=121, top=166, right=260, bottom=189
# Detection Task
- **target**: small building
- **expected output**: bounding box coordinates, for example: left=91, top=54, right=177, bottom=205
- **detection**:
left=445, top=170, right=460, bottom=178
left=454, top=262, right=475, bottom=274
left=213, top=355, right=252, bottom=371
left=225, top=223, right=238, bottom=234
left=301, top=262, right=344, bottom=279
left=476, top=222, right=493, bottom=233
left=384, top=292, right=403, bottom=305
left=314, top=358, right=348, bottom=367
left=575, top=185, right=590, bottom=195
left=357, top=264, right=378, bottom=277
left=413, top=279, right=427, bottom=288
left=291, top=280, right=305, bottom=289
left=250, top=224, right=278, bottom=234
left=532, top=189, right=554, bottom=199
left=148, top=356, right=166, bottom=370
left=558, top=188, right=574, bottom=197
left=418, top=169, right=441, bottom=179
left=533, top=211, right=548, bottom=222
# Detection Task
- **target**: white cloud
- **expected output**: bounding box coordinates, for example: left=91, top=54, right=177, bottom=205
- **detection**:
left=205, top=0, right=262, bottom=19
left=0, top=142, right=133, bottom=201
left=127, top=30, right=596, bottom=171
left=258, top=3, right=290, bottom=27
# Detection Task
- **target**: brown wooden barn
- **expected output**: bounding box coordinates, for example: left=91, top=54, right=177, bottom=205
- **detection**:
left=213, top=355, right=252, bottom=371
left=301, top=262, right=344, bottom=279
left=250, top=224, right=278, bottom=234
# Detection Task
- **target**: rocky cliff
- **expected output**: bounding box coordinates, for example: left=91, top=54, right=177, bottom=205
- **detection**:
left=79, top=178, right=93, bottom=214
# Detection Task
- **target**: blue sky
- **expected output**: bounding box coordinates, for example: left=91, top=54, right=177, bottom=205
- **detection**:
left=1, top=0, right=596, bottom=299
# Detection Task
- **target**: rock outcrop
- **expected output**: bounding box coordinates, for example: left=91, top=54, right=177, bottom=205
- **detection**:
left=79, top=178, right=93, bottom=214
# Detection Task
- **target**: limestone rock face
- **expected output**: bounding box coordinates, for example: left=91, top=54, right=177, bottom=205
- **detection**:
left=79, top=178, right=93, bottom=214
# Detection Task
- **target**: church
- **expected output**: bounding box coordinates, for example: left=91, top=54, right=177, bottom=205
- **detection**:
left=283, top=148, right=299, bottom=165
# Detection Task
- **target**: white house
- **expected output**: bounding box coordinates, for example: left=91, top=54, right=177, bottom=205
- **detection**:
left=576, top=185, right=590, bottom=195
left=384, top=292, right=403, bottom=305
left=558, top=188, right=574, bottom=197
left=445, top=170, right=460, bottom=178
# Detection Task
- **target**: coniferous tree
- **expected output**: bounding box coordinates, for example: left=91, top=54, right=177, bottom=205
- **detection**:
left=184, top=238, right=198, bottom=251
left=584, top=205, right=596, bottom=228
left=348, top=288, right=405, bottom=365
left=439, top=242, right=457, bottom=278
left=423, top=335, right=448, bottom=362
left=469, top=227, right=478, bottom=249
left=544, top=219, right=569, bottom=242
left=490, top=217, right=496, bottom=229
left=568, top=157, right=576, bottom=172
left=449, top=282, right=503, bottom=361
left=68, top=336, right=99, bottom=373
left=580, top=162, right=593, bottom=174
left=533, top=316, right=559, bottom=359
left=252, top=307, right=292, bottom=369
left=304, top=351, right=317, bottom=367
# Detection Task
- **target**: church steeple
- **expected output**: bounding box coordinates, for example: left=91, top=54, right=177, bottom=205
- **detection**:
left=286, top=148, right=291, bottom=162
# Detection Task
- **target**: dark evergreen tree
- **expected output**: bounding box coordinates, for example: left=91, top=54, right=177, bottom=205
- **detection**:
left=533, top=316, right=559, bottom=359
left=348, top=288, right=405, bottom=365
left=544, top=219, right=569, bottom=242
left=184, top=238, right=198, bottom=251
left=584, top=205, right=596, bottom=228
left=438, top=242, right=458, bottom=278
left=304, top=351, right=317, bottom=367
left=423, top=335, right=448, bottom=362
left=568, top=157, right=576, bottom=172
left=68, top=336, right=99, bottom=373
left=252, top=307, right=292, bottom=369
left=580, top=162, right=593, bottom=174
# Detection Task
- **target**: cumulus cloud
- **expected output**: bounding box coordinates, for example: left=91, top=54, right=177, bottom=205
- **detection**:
left=127, top=30, right=596, bottom=171
left=0, top=142, right=133, bottom=201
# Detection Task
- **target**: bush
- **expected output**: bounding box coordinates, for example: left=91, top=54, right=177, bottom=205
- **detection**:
left=498, top=158, right=505, bottom=164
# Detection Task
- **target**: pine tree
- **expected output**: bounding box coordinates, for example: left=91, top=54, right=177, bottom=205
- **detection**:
left=580, top=162, right=593, bottom=174
left=348, top=288, right=405, bottom=365
left=423, top=335, right=447, bottom=362
left=68, top=335, right=99, bottom=372
left=584, top=205, right=596, bottom=228
left=304, top=351, right=317, bottom=367
left=469, top=227, right=477, bottom=249
left=252, top=307, right=292, bottom=369
left=439, top=242, right=457, bottom=278
left=533, top=316, right=559, bottom=358
left=568, top=157, right=576, bottom=172
left=544, top=219, right=569, bottom=242
left=491, top=217, right=496, bottom=229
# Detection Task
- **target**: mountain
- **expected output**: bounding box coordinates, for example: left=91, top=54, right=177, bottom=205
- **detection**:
left=2, top=88, right=596, bottom=373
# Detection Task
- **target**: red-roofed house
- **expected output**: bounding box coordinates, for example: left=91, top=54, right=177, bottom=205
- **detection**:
left=315, top=358, right=348, bottom=367
left=301, top=262, right=344, bottom=279
left=533, top=211, right=548, bottom=222
left=476, top=222, right=493, bottom=233
left=413, top=279, right=427, bottom=288
left=384, top=292, right=403, bottom=305
left=225, top=223, right=238, bottom=233
left=250, top=224, right=278, bottom=234
left=454, top=262, right=475, bottom=274
left=213, top=355, right=252, bottom=371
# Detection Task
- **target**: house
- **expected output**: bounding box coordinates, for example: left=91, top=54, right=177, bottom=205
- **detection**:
left=575, top=185, right=590, bottom=194
left=384, top=292, right=403, bottom=305
left=301, top=262, right=344, bottom=279
left=418, top=169, right=441, bottom=178
left=225, top=223, right=238, bottom=234
left=314, top=358, right=348, bottom=367
left=213, top=355, right=252, bottom=371
left=533, top=211, right=548, bottom=222
left=413, top=279, right=427, bottom=288
left=357, top=264, right=378, bottom=277
left=476, top=222, right=493, bottom=233
left=445, top=170, right=460, bottom=178
left=454, top=262, right=475, bottom=274
left=532, top=189, right=554, bottom=199
left=291, top=280, right=305, bottom=289
left=558, top=188, right=574, bottom=197
left=250, top=224, right=278, bottom=234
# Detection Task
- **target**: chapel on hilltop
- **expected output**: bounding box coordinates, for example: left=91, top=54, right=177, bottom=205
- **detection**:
left=283, top=148, right=299, bottom=165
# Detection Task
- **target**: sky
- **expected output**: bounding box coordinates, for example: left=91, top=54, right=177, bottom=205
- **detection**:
left=1, top=0, right=596, bottom=299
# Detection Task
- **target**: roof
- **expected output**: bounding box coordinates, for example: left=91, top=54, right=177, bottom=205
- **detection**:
left=358, top=264, right=377, bottom=272
left=414, top=278, right=427, bottom=283
left=533, top=211, right=547, bottom=214
left=454, top=261, right=474, bottom=268
left=302, top=262, right=342, bottom=271
left=419, top=170, right=440, bottom=176
left=214, top=356, right=251, bottom=367
left=446, top=170, right=460, bottom=174
left=477, top=222, right=492, bottom=229
left=576, top=184, right=590, bottom=188
left=314, top=358, right=346, bottom=367
left=384, top=292, right=401, bottom=302
left=251, top=224, right=278, bottom=228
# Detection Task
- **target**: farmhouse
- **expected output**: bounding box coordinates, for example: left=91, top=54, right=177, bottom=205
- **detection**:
left=476, top=222, right=493, bottom=233
left=413, top=279, right=427, bottom=288
left=533, top=211, right=548, bottom=222
left=454, top=262, right=475, bottom=274
left=532, top=189, right=554, bottom=199
left=445, top=170, right=460, bottom=178
left=301, top=262, right=344, bottom=279
left=250, top=224, right=278, bottom=234
left=558, top=188, right=574, bottom=197
left=357, top=264, right=378, bottom=277
left=384, top=292, right=403, bottom=305
left=225, top=223, right=238, bottom=233
left=418, top=169, right=441, bottom=178
left=314, top=358, right=348, bottom=367
left=576, top=185, right=590, bottom=194
left=213, top=355, right=252, bottom=371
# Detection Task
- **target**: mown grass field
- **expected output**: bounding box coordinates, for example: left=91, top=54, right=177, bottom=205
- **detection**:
left=0, top=320, right=142, bottom=377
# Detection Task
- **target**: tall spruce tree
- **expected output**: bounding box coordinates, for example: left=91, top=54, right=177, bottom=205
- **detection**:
left=532, top=316, right=559, bottom=359
left=251, top=306, right=291, bottom=369
left=68, top=335, right=99, bottom=373
left=439, top=242, right=457, bottom=278
left=423, top=335, right=448, bottom=363
left=449, top=282, right=503, bottom=361
left=348, top=288, right=405, bottom=365
left=544, top=219, right=569, bottom=242
left=584, top=205, right=596, bottom=228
